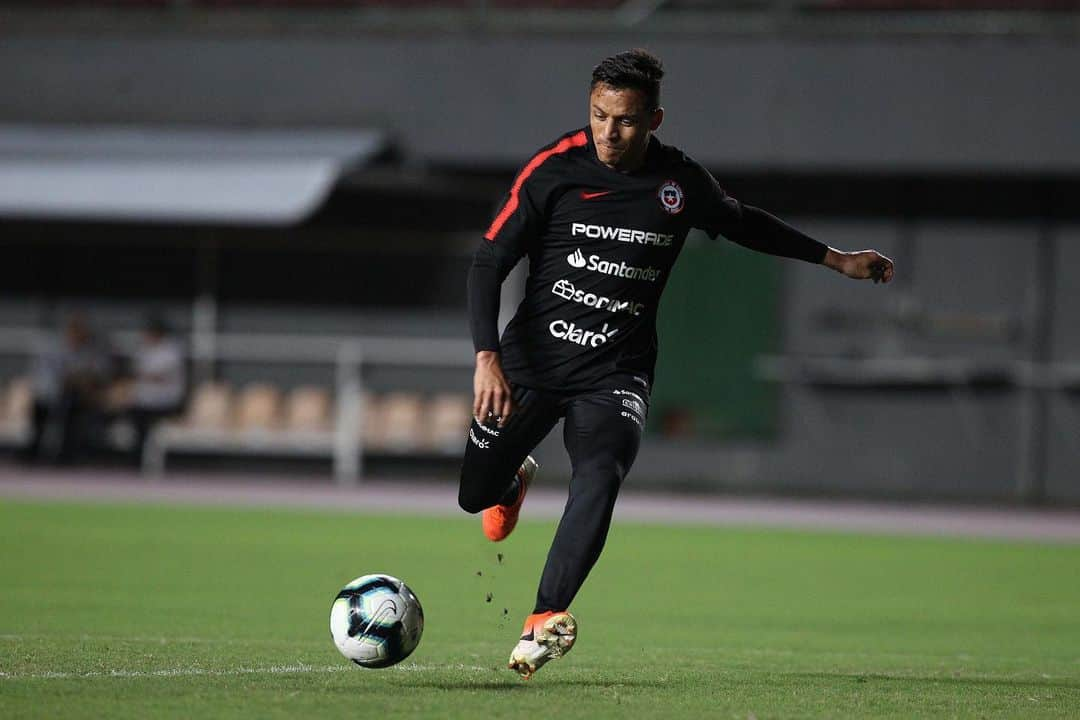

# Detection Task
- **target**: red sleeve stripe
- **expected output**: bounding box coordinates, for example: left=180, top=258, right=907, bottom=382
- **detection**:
left=484, top=130, right=588, bottom=242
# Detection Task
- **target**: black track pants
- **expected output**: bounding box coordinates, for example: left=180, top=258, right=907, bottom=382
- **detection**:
left=458, top=383, right=648, bottom=613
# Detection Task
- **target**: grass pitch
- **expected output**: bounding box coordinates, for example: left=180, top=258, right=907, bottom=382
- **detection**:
left=1, top=499, right=1078, bottom=719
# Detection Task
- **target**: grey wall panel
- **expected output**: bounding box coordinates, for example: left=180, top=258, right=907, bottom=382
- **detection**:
left=0, top=357, right=28, bottom=381
left=1051, top=225, right=1080, bottom=362
left=216, top=361, right=336, bottom=392
left=906, top=222, right=1036, bottom=360
left=769, top=388, right=1020, bottom=498
left=1, top=34, right=1078, bottom=171
left=213, top=361, right=471, bottom=396
left=0, top=299, right=45, bottom=329
left=1045, top=394, right=1080, bottom=503
left=781, top=220, right=1037, bottom=360
left=37, top=298, right=192, bottom=336
left=769, top=220, right=1037, bottom=499
left=218, top=305, right=467, bottom=338
left=1045, top=225, right=1080, bottom=503
left=779, top=219, right=904, bottom=357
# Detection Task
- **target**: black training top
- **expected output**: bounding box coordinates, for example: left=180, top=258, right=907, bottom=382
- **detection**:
left=468, top=126, right=828, bottom=394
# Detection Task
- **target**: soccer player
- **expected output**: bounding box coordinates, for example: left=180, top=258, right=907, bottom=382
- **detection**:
left=459, top=49, right=894, bottom=679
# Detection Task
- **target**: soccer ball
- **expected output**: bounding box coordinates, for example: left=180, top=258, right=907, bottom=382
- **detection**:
left=329, top=574, right=424, bottom=668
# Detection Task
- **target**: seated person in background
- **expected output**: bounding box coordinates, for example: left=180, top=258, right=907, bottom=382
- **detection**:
left=126, top=315, right=186, bottom=466
left=22, top=314, right=111, bottom=464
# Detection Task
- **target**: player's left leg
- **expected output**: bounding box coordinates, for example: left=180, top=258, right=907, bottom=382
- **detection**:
left=457, top=385, right=561, bottom=538
left=508, top=386, right=648, bottom=678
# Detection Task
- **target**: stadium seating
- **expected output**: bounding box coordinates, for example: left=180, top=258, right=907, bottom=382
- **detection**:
left=184, top=382, right=233, bottom=430
left=133, top=380, right=469, bottom=476
left=370, top=392, right=426, bottom=453
left=283, top=386, right=332, bottom=432
left=427, top=393, right=473, bottom=453
left=233, top=383, right=282, bottom=431
left=0, top=377, right=31, bottom=445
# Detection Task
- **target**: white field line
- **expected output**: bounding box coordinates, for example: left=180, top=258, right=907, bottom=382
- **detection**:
left=0, top=633, right=321, bottom=646
left=0, top=662, right=493, bottom=681
left=2, top=635, right=1072, bottom=680
left=2, top=662, right=1066, bottom=686
left=3, top=633, right=1074, bottom=667
left=677, top=646, right=1080, bottom=669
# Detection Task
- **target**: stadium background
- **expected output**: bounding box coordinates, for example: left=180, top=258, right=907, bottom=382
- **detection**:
left=2, top=0, right=1078, bottom=503
left=2, top=4, right=1080, bottom=719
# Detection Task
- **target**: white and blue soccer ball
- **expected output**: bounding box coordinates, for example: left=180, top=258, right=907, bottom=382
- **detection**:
left=329, top=574, right=424, bottom=668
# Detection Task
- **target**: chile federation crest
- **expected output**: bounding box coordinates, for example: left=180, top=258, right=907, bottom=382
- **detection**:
left=657, top=180, right=684, bottom=215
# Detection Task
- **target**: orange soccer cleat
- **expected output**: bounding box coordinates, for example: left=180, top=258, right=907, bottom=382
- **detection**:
left=481, top=455, right=538, bottom=542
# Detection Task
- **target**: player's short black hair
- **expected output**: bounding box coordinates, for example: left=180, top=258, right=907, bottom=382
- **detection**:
left=590, top=49, right=664, bottom=111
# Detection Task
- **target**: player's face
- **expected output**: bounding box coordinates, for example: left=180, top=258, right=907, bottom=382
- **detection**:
left=589, top=83, right=663, bottom=172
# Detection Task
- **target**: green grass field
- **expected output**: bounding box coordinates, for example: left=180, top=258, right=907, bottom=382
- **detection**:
left=1, top=499, right=1078, bottom=719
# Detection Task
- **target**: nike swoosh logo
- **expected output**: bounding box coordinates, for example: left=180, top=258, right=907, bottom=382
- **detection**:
left=580, top=190, right=613, bottom=200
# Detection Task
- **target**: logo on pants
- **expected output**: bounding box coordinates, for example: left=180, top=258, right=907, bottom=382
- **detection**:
left=469, top=428, right=490, bottom=449
left=614, top=389, right=647, bottom=428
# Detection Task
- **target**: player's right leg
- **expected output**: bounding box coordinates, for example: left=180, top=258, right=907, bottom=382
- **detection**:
left=457, top=385, right=560, bottom=540
left=508, top=385, right=647, bottom=679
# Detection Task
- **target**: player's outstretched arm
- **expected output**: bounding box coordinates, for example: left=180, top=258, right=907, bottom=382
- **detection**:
left=822, top=248, right=895, bottom=284
left=711, top=199, right=895, bottom=285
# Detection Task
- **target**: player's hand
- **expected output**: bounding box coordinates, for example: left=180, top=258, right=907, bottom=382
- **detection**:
left=473, top=351, right=515, bottom=429
left=824, top=249, right=895, bottom=284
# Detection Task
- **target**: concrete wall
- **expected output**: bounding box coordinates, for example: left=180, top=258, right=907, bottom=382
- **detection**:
left=3, top=27, right=1078, bottom=500
left=1045, top=224, right=1080, bottom=503
left=623, top=216, right=1080, bottom=503
left=2, top=32, right=1079, bottom=171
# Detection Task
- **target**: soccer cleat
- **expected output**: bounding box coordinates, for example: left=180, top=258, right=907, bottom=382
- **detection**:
left=508, top=611, right=577, bottom=680
left=481, top=455, right=538, bottom=542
